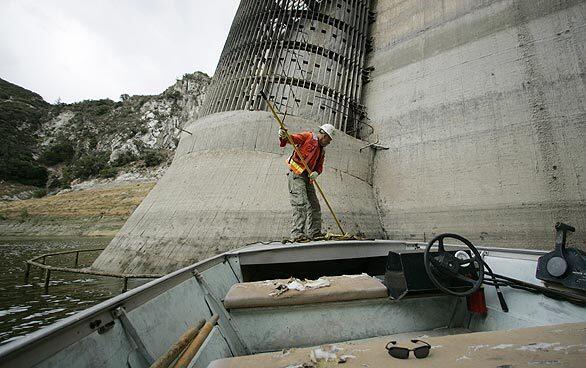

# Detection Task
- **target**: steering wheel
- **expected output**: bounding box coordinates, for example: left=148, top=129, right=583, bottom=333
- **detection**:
left=424, top=233, right=485, bottom=297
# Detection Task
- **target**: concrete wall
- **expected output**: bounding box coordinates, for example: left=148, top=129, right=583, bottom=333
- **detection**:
left=92, top=111, right=384, bottom=274
left=363, top=0, right=586, bottom=248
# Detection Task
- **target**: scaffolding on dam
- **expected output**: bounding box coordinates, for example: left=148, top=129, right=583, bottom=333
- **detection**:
left=200, top=0, right=373, bottom=136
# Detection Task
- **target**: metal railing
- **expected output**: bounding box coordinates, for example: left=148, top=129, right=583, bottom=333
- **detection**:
left=24, top=248, right=163, bottom=292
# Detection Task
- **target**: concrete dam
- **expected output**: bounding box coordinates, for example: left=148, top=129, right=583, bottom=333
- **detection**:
left=92, top=0, right=586, bottom=275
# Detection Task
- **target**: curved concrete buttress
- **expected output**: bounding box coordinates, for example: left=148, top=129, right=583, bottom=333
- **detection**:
left=363, top=0, right=586, bottom=249
left=92, top=111, right=385, bottom=274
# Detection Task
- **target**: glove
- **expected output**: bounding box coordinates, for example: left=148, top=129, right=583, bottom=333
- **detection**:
left=279, top=129, right=287, bottom=140
left=309, top=171, right=318, bottom=180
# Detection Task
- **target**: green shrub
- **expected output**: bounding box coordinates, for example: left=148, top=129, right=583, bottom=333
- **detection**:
left=19, top=209, right=30, bottom=220
left=32, top=188, right=47, bottom=198
left=69, top=151, right=109, bottom=180
left=99, top=166, right=118, bottom=178
left=0, top=158, right=48, bottom=187
left=61, top=167, right=73, bottom=185
left=47, top=176, right=64, bottom=189
left=167, top=90, right=181, bottom=100
left=112, top=150, right=137, bottom=167
left=142, top=149, right=166, bottom=167
left=96, top=105, right=110, bottom=116
left=40, top=139, right=75, bottom=165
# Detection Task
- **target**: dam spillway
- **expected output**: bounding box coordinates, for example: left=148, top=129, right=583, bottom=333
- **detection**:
left=93, top=0, right=586, bottom=275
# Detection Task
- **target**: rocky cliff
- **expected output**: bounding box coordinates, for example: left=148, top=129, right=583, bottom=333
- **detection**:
left=0, top=72, right=211, bottom=200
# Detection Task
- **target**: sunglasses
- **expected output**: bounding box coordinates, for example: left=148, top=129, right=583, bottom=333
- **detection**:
left=385, top=339, right=431, bottom=359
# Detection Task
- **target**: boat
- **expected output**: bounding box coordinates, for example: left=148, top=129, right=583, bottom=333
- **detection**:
left=0, top=223, right=584, bottom=367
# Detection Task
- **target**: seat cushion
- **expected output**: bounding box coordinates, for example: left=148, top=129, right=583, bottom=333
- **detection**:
left=223, top=274, right=388, bottom=309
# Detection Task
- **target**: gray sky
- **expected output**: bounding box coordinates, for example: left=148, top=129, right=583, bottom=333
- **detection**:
left=0, top=0, right=240, bottom=103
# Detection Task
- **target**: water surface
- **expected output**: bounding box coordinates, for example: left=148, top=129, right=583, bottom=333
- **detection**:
left=0, top=237, right=133, bottom=345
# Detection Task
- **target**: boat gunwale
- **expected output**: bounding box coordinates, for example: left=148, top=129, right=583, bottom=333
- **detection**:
left=233, top=239, right=548, bottom=265
left=0, top=252, right=226, bottom=364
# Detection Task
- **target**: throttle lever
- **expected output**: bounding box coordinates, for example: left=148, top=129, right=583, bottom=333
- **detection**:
left=548, top=222, right=575, bottom=277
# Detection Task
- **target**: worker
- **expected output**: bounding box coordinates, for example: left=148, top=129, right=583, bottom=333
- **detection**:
left=279, top=124, right=335, bottom=241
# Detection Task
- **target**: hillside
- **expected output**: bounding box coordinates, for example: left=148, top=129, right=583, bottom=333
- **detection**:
left=0, top=72, right=210, bottom=197
left=0, top=72, right=210, bottom=236
left=0, top=79, right=51, bottom=187
left=0, top=181, right=155, bottom=237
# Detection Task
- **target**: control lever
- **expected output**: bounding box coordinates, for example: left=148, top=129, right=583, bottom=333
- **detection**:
left=548, top=222, right=575, bottom=277
left=536, top=222, right=585, bottom=291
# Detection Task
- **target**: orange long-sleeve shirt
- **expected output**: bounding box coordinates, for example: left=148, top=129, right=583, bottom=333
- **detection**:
left=280, top=131, right=324, bottom=174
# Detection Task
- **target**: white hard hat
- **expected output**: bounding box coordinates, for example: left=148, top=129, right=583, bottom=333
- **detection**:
left=319, top=124, right=335, bottom=139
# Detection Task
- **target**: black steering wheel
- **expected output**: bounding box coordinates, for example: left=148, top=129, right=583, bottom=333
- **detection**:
left=424, top=233, right=485, bottom=297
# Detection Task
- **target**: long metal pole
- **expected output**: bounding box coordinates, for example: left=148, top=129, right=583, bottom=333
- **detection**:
left=260, top=91, right=346, bottom=235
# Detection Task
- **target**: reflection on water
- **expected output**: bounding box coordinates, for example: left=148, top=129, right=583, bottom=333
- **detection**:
left=0, top=237, right=136, bottom=345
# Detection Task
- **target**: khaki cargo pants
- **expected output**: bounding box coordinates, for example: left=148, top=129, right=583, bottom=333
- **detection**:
left=287, top=171, right=322, bottom=238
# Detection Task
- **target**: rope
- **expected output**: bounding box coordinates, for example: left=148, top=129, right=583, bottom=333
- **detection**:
left=281, top=232, right=365, bottom=244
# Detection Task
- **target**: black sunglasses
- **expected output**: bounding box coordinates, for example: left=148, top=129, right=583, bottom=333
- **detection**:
left=385, top=339, right=431, bottom=359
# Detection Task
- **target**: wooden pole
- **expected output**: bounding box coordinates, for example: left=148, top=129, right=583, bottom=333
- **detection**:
left=172, top=314, right=219, bottom=368
left=43, top=269, right=51, bottom=290
left=149, top=319, right=205, bottom=368
left=24, top=262, right=31, bottom=283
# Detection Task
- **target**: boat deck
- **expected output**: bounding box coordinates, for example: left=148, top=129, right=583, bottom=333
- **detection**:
left=209, top=323, right=586, bottom=367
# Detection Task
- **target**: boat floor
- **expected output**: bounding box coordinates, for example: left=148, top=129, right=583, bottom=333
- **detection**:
left=208, top=322, right=586, bottom=367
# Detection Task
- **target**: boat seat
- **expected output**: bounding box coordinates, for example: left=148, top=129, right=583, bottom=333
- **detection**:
left=223, top=274, right=388, bottom=309
left=208, top=322, right=586, bottom=368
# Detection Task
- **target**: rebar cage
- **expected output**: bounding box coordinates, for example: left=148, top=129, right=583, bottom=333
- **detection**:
left=200, top=0, right=372, bottom=135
